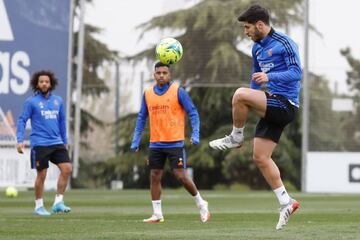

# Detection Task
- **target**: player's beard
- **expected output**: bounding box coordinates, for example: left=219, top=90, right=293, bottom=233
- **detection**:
left=38, top=87, right=51, bottom=95
left=252, top=27, right=263, bottom=42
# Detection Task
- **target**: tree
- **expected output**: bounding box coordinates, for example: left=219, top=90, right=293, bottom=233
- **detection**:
left=70, top=0, right=117, bottom=187
left=341, top=48, right=360, bottom=93
left=135, top=0, right=303, bottom=86
left=340, top=48, right=360, bottom=150
left=308, top=74, right=346, bottom=151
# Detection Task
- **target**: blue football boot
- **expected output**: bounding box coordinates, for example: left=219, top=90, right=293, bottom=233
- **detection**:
left=52, top=201, right=71, bottom=213
left=33, top=206, right=51, bottom=216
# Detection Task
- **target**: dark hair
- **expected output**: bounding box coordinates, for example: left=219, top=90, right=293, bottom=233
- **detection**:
left=237, top=4, right=270, bottom=25
left=30, top=70, right=58, bottom=92
left=154, top=61, right=170, bottom=70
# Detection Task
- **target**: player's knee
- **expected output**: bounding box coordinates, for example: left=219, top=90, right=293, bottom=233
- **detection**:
left=36, top=172, right=47, bottom=181
left=36, top=168, right=47, bottom=177
left=233, top=87, right=250, bottom=103
left=150, top=170, right=162, bottom=181
left=173, top=170, right=186, bottom=182
left=63, top=164, right=72, bottom=175
left=58, top=163, right=72, bottom=176
left=253, top=153, right=268, bottom=168
left=175, top=174, right=188, bottom=184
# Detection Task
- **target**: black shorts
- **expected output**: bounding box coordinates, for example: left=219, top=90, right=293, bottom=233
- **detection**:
left=31, top=144, right=70, bottom=170
left=255, top=92, right=297, bottom=143
left=148, top=147, right=187, bottom=170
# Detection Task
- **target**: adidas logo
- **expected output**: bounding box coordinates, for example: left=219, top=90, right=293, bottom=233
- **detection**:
left=0, top=0, right=30, bottom=95
left=0, top=0, right=14, bottom=41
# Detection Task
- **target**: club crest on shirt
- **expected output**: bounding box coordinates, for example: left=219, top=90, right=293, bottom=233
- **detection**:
left=267, top=49, right=273, bottom=57
left=54, top=99, right=59, bottom=106
left=38, top=102, right=44, bottom=109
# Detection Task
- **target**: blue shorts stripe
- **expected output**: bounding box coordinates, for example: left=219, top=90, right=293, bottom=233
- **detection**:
left=267, top=101, right=286, bottom=107
left=30, top=148, right=36, bottom=169
left=182, top=148, right=187, bottom=169
left=267, top=103, right=286, bottom=107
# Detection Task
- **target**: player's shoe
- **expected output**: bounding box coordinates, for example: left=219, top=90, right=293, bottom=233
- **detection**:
left=143, top=214, right=164, bottom=223
left=276, top=198, right=299, bottom=230
left=209, top=135, right=243, bottom=150
left=52, top=201, right=71, bottom=213
left=33, top=206, right=51, bottom=216
left=199, top=201, right=211, bottom=223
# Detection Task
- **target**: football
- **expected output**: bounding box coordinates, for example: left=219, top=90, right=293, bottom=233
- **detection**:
left=155, top=37, right=183, bottom=65
left=5, top=186, right=18, bottom=198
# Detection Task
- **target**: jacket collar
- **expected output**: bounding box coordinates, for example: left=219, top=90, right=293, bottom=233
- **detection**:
left=256, top=27, right=275, bottom=46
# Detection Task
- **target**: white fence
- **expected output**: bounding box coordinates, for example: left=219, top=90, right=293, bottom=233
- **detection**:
left=0, top=147, right=59, bottom=190
left=306, top=152, right=360, bottom=193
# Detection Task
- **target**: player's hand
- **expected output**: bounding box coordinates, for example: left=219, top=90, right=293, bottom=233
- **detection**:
left=130, top=147, right=139, bottom=152
left=252, top=72, right=269, bottom=84
left=16, top=143, right=24, bottom=154
left=190, top=137, right=199, bottom=145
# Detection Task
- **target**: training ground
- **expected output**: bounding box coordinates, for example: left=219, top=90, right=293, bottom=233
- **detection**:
left=0, top=189, right=359, bottom=239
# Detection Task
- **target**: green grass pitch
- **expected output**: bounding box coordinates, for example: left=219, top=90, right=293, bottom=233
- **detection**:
left=0, top=189, right=359, bottom=239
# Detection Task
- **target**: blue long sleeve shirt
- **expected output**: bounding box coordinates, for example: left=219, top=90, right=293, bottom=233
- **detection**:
left=131, top=82, right=199, bottom=149
left=250, top=28, right=302, bottom=106
left=16, top=92, right=68, bottom=147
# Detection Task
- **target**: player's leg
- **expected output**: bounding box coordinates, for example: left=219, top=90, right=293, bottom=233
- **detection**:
left=173, top=169, right=197, bottom=195
left=150, top=169, right=163, bottom=200
left=34, top=168, right=51, bottom=216
left=253, top=97, right=299, bottom=230
left=50, top=145, right=72, bottom=213
left=209, top=88, right=267, bottom=150
left=52, top=162, right=72, bottom=213
left=172, top=168, right=211, bottom=223
left=253, top=138, right=282, bottom=189
left=253, top=137, right=285, bottom=188
left=56, top=162, right=72, bottom=195
left=35, top=169, right=47, bottom=201
left=144, top=170, right=164, bottom=222
left=253, top=137, right=298, bottom=230
left=143, top=148, right=166, bottom=222
left=232, top=87, right=267, bottom=127
left=170, top=148, right=210, bottom=223
left=32, top=146, right=51, bottom=216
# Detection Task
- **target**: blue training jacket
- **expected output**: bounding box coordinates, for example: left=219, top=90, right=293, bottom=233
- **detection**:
left=250, top=28, right=302, bottom=106
left=131, top=82, right=199, bottom=150
left=16, top=92, right=67, bottom=147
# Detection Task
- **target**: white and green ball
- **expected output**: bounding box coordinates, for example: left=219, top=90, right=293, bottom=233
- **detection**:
left=156, top=38, right=183, bottom=65
left=5, top=186, right=18, bottom=198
